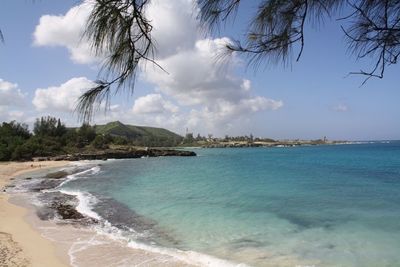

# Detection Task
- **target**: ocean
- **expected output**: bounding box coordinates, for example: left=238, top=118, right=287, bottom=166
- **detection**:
left=14, top=142, right=400, bottom=266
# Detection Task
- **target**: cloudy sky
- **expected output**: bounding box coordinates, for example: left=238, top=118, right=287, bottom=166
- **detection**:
left=0, top=0, right=399, bottom=140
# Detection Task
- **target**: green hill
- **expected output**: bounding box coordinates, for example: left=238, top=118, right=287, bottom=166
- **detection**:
left=94, top=121, right=183, bottom=146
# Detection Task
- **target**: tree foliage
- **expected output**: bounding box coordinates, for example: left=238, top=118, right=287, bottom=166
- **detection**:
left=77, top=0, right=158, bottom=122
left=198, top=0, right=400, bottom=82
left=77, top=123, right=97, bottom=147
left=0, top=121, right=31, bottom=161
left=0, top=117, right=182, bottom=161
left=34, top=116, right=67, bottom=137
left=0, top=121, right=30, bottom=139
left=343, top=1, right=400, bottom=84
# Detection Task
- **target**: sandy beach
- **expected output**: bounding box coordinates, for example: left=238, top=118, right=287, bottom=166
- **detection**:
left=0, top=161, right=70, bottom=267
left=0, top=161, right=199, bottom=267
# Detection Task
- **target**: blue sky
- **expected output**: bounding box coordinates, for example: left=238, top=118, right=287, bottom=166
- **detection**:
left=0, top=0, right=399, bottom=140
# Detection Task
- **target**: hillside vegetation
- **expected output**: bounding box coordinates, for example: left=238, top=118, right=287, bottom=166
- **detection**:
left=94, top=121, right=182, bottom=146
left=0, top=117, right=183, bottom=161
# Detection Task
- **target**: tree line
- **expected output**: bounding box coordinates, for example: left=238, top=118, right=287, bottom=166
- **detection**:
left=0, top=116, right=179, bottom=161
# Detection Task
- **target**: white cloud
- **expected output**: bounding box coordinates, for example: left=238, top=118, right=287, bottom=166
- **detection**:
left=146, top=0, right=198, bottom=59
left=334, top=104, right=348, bottom=112
left=185, top=97, right=282, bottom=134
left=7, top=111, right=25, bottom=121
left=33, top=77, right=95, bottom=112
left=33, top=2, right=97, bottom=64
left=132, top=94, right=179, bottom=114
left=33, top=0, right=198, bottom=63
left=0, top=107, right=26, bottom=123
left=241, top=79, right=251, bottom=91
left=0, top=78, right=28, bottom=122
left=144, top=37, right=283, bottom=133
left=30, top=0, right=283, bottom=135
left=141, top=0, right=284, bottom=134
left=0, top=78, right=25, bottom=106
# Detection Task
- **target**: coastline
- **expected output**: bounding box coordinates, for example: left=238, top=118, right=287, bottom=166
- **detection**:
left=0, top=161, right=71, bottom=267
left=2, top=144, right=396, bottom=267
left=0, top=160, right=225, bottom=267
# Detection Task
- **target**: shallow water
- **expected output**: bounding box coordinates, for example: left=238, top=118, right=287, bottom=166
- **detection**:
left=56, top=142, right=400, bottom=266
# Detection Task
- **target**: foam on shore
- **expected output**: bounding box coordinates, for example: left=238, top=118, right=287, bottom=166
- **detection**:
left=20, top=163, right=249, bottom=267
left=60, top=188, right=248, bottom=266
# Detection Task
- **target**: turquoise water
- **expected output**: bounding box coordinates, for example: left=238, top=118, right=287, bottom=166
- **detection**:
left=63, top=142, right=400, bottom=267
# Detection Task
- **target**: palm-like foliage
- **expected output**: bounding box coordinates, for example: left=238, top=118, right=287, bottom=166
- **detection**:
left=343, top=0, right=400, bottom=84
left=198, top=0, right=400, bottom=80
left=76, top=0, right=157, bottom=122
left=199, top=0, right=344, bottom=66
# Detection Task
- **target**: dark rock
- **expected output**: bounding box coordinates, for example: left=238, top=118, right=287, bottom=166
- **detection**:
left=30, top=180, right=64, bottom=192
left=24, top=177, right=32, bottom=180
left=53, top=203, right=85, bottom=220
left=45, top=148, right=196, bottom=161
left=45, top=171, right=69, bottom=179
left=37, top=192, right=97, bottom=224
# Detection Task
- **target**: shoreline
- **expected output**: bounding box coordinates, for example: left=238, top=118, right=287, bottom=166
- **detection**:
left=0, top=160, right=226, bottom=267
left=0, top=161, right=71, bottom=267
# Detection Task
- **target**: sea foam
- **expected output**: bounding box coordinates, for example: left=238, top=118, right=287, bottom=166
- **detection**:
left=59, top=188, right=248, bottom=267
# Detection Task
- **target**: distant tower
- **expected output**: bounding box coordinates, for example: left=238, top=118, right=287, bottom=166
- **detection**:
left=323, top=136, right=327, bottom=143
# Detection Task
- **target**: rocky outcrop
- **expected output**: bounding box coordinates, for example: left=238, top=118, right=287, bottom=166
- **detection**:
left=45, top=171, right=69, bottom=179
left=51, top=203, right=85, bottom=220
left=33, top=148, right=196, bottom=161
left=37, top=192, right=97, bottom=224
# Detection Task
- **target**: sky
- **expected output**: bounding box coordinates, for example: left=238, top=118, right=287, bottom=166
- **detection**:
left=0, top=0, right=399, bottom=140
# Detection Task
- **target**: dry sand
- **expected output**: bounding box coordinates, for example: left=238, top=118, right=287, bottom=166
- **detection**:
left=0, top=161, right=70, bottom=267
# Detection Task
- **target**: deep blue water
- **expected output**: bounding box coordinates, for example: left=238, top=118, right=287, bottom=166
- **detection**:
left=62, top=142, right=400, bottom=267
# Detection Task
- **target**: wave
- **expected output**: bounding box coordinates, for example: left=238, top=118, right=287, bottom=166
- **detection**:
left=56, top=165, right=101, bottom=188
left=126, top=240, right=249, bottom=267
left=23, top=161, right=249, bottom=266
left=59, top=189, right=101, bottom=220
left=58, top=188, right=249, bottom=267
